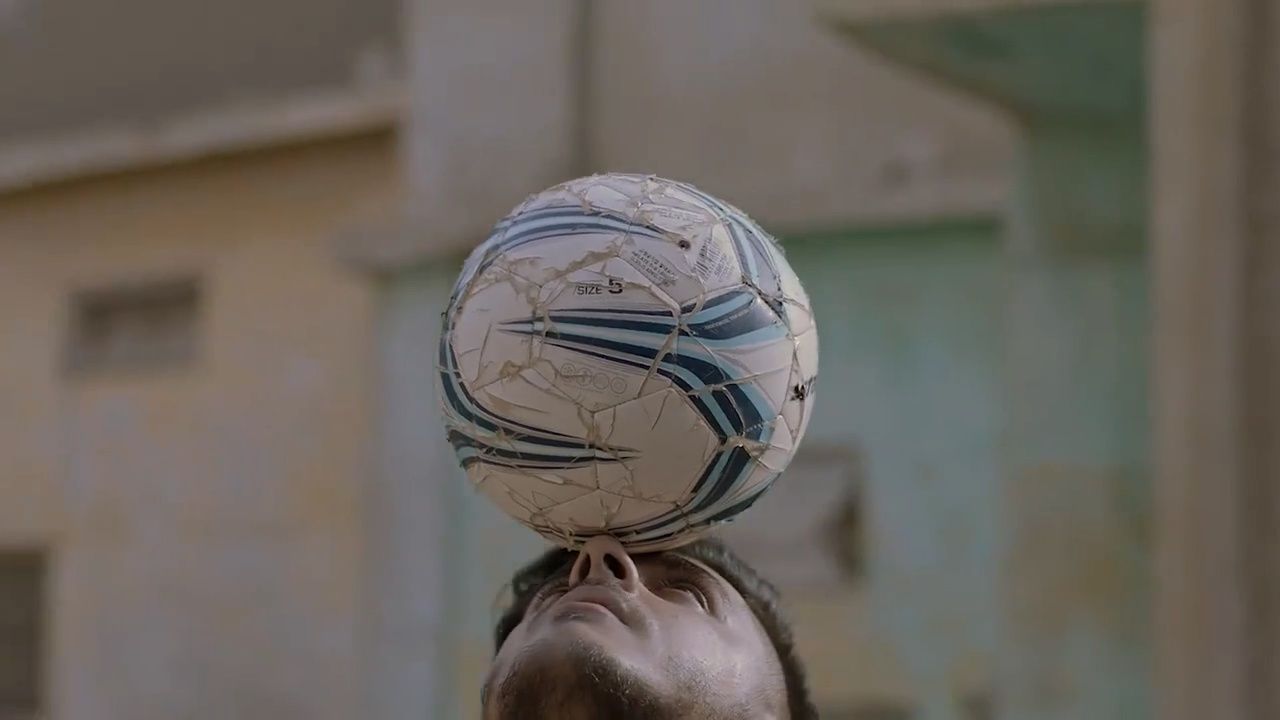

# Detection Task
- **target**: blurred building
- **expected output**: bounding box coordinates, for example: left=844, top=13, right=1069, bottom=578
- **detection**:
left=808, top=3, right=1279, bottom=720
left=362, top=3, right=1014, bottom=719
left=0, top=1, right=400, bottom=718
left=0, top=2, right=1275, bottom=720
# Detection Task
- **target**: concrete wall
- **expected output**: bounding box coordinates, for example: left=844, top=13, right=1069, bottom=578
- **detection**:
left=397, top=0, right=582, bottom=261
left=371, top=266, right=550, bottom=720
left=0, top=133, right=398, bottom=719
left=374, top=5, right=1020, bottom=718
left=997, top=121, right=1149, bottom=720
left=590, top=0, right=1012, bottom=230
left=382, top=0, right=1013, bottom=264
left=373, top=225, right=1011, bottom=720
left=0, top=0, right=401, bottom=191
left=778, top=228, right=1004, bottom=719
left=1152, top=0, right=1280, bottom=717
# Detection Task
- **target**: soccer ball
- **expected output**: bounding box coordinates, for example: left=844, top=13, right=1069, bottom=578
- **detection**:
left=438, top=174, right=818, bottom=552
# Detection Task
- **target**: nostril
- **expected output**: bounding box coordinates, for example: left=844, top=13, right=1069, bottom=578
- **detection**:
left=603, top=553, right=626, bottom=579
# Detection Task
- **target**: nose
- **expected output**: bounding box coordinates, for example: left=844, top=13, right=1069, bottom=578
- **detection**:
left=569, top=536, right=640, bottom=591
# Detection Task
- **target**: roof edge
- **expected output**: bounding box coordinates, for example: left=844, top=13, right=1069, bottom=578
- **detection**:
left=0, top=82, right=405, bottom=195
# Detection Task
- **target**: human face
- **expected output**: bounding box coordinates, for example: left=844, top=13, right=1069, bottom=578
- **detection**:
left=483, top=536, right=788, bottom=720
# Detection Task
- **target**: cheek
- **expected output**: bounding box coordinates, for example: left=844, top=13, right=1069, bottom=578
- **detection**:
left=487, top=643, right=515, bottom=688
left=490, top=622, right=534, bottom=679
left=668, top=610, right=779, bottom=678
left=651, top=609, right=739, bottom=666
left=652, top=616, right=777, bottom=708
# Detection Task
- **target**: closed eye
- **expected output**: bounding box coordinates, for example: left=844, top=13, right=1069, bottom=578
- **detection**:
left=653, top=581, right=709, bottom=611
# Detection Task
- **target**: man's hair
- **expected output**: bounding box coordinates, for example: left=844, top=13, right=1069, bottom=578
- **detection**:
left=493, top=537, right=819, bottom=720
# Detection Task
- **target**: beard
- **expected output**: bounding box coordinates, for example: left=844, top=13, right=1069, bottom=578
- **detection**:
left=488, top=638, right=684, bottom=720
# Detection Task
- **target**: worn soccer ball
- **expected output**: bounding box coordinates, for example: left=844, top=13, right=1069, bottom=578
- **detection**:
left=438, top=174, right=818, bottom=552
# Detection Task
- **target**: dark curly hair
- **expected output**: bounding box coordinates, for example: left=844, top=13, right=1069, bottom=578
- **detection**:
left=492, top=537, right=818, bottom=720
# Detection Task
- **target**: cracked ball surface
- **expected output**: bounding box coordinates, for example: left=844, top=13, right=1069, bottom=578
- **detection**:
left=438, top=173, right=819, bottom=552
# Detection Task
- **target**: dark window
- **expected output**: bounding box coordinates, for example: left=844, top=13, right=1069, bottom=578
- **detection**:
left=0, top=551, right=44, bottom=718
left=66, top=276, right=201, bottom=374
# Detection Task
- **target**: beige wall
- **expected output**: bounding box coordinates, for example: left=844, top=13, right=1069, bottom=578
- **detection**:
left=381, top=0, right=1013, bottom=266
left=1152, top=0, right=1280, bottom=717
left=591, top=0, right=1012, bottom=231
left=0, top=133, right=398, bottom=720
left=399, top=0, right=581, bottom=260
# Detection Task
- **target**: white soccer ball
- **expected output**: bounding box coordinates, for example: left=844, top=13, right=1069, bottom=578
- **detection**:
left=438, top=174, right=818, bottom=552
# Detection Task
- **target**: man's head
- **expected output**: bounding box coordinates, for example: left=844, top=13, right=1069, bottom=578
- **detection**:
left=484, top=536, right=816, bottom=720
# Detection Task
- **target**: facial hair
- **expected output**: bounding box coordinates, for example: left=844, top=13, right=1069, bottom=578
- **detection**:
left=490, top=639, right=684, bottom=720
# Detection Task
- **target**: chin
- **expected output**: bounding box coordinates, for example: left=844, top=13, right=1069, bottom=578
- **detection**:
left=522, top=625, right=622, bottom=670
left=489, top=637, right=671, bottom=720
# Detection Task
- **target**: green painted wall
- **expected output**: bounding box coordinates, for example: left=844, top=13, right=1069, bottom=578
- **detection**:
left=835, top=4, right=1151, bottom=717
left=998, top=121, right=1150, bottom=720
left=380, top=222, right=1016, bottom=719
left=783, top=225, right=1006, bottom=719
left=379, top=211, right=1148, bottom=720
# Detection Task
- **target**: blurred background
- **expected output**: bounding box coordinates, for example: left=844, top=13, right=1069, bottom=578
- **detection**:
left=0, top=0, right=1275, bottom=719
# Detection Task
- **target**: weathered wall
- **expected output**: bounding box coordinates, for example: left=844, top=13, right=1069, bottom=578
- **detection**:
left=778, top=229, right=1005, bottom=719
left=1245, top=2, right=1280, bottom=712
left=397, top=0, right=583, bottom=261
left=0, top=133, right=397, bottom=719
left=383, top=0, right=1014, bottom=264
left=1001, top=122, right=1150, bottom=720
left=376, top=4, right=1018, bottom=719
left=371, top=266, right=551, bottom=720
left=373, top=225, right=1011, bottom=720
left=590, top=0, right=1012, bottom=231
left=0, top=0, right=402, bottom=191
left=1152, top=0, right=1280, bottom=717
left=810, top=4, right=1152, bottom=716
left=376, top=6, right=1017, bottom=718
left=0, top=0, right=398, bottom=141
